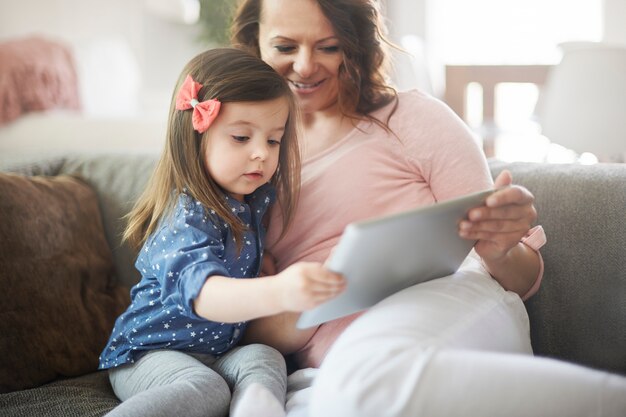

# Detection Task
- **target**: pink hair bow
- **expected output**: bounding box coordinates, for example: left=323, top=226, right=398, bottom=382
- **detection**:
left=175, top=74, right=221, bottom=133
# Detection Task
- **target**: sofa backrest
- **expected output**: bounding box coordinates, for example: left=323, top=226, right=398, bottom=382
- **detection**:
left=490, top=160, right=626, bottom=376
left=60, top=154, right=161, bottom=288
left=3, top=154, right=624, bottom=376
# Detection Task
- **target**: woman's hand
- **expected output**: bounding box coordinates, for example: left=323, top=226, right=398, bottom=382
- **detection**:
left=459, top=170, right=541, bottom=295
left=274, top=262, right=346, bottom=312
left=459, top=169, right=537, bottom=262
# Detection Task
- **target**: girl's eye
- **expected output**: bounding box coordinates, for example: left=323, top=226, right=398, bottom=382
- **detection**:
left=274, top=45, right=295, bottom=53
left=232, top=136, right=249, bottom=143
left=268, top=139, right=281, bottom=146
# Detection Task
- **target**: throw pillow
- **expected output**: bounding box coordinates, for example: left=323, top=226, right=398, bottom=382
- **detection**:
left=0, top=36, right=81, bottom=125
left=0, top=173, right=129, bottom=393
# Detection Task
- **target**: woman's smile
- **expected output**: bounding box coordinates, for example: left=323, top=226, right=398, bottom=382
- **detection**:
left=289, top=78, right=326, bottom=93
left=258, top=0, right=343, bottom=114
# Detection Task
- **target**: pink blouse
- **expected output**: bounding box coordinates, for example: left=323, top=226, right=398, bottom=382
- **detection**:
left=265, top=90, right=545, bottom=368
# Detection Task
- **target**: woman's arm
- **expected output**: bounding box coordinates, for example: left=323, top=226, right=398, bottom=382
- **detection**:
left=241, top=312, right=317, bottom=355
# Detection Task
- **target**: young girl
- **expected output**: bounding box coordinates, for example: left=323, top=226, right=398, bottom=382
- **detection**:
left=99, top=48, right=345, bottom=417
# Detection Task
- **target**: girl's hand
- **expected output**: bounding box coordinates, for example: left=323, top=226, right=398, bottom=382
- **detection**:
left=273, top=262, right=346, bottom=312
left=459, top=170, right=537, bottom=262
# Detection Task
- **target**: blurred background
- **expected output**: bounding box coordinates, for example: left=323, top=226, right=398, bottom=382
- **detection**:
left=1, top=0, right=624, bottom=162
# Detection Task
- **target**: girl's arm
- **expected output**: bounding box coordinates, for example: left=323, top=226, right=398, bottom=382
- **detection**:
left=193, top=262, right=345, bottom=324
left=240, top=251, right=320, bottom=354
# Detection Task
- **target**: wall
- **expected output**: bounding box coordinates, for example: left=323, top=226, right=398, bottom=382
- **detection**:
left=384, top=0, right=426, bottom=41
left=2, top=0, right=624, bottom=106
left=382, top=0, right=442, bottom=95
left=603, top=0, right=626, bottom=45
left=0, top=0, right=209, bottom=116
left=383, top=0, right=626, bottom=96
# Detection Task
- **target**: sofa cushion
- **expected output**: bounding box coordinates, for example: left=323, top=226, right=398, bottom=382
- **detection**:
left=0, top=173, right=129, bottom=393
left=0, top=371, right=119, bottom=417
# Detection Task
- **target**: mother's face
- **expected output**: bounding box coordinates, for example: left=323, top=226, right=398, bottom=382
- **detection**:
left=258, top=0, right=344, bottom=115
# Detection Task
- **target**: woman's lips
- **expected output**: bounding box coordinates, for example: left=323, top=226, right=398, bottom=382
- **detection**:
left=289, top=79, right=325, bottom=94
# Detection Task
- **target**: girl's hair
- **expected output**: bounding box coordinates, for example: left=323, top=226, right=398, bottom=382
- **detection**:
left=124, top=47, right=301, bottom=251
left=230, top=0, right=398, bottom=128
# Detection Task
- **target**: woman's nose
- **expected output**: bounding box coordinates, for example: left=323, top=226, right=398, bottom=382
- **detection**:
left=293, top=49, right=316, bottom=78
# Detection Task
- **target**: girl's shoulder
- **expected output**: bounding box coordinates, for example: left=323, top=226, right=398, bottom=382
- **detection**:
left=173, top=191, right=224, bottom=230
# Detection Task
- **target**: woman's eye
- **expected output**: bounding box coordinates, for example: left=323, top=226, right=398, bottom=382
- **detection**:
left=320, top=45, right=340, bottom=53
left=232, top=136, right=249, bottom=143
left=274, top=45, right=295, bottom=53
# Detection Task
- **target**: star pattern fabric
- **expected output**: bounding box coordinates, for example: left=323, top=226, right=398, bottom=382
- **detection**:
left=99, top=184, right=275, bottom=369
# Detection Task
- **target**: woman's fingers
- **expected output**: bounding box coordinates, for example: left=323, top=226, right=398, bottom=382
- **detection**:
left=486, top=184, right=534, bottom=208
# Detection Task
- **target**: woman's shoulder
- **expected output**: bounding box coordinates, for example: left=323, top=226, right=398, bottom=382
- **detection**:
left=393, top=89, right=459, bottom=120
left=367, top=89, right=465, bottom=136
left=374, top=89, right=471, bottom=139
left=366, top=89, right=482, bottom=167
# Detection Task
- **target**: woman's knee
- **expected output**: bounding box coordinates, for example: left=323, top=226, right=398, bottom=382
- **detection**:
left=309, top=340, right=437, bottom=417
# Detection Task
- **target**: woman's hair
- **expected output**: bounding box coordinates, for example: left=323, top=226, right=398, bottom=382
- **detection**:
left=124, top=47, right=301, bottom=250
left=231, top=0, right=398, bottom=127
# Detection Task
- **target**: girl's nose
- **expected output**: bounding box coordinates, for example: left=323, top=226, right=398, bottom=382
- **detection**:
left=251, top=145, right=268, bottom=161
left=293, top=49, right=316, bottom=78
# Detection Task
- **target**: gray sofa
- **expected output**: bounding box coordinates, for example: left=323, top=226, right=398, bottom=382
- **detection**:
left=0, top=152, right=624, bottom=416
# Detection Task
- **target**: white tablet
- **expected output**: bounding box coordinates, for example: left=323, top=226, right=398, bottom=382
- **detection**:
left=296, top=188, right=496, bottom=329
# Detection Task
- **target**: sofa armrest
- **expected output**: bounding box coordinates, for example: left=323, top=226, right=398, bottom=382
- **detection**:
left=489, top=160, right=626, bottom=375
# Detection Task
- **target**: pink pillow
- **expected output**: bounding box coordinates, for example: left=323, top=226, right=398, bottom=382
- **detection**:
left=0, top=36, right=81, bottom=125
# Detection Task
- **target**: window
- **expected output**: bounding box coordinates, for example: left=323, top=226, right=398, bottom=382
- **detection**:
left=427, top=0, right=603, bottom=160
left=428, top=0, right=603, bottom=65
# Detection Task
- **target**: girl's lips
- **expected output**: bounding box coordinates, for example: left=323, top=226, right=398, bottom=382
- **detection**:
left=244, top=173, right=263, bottom=180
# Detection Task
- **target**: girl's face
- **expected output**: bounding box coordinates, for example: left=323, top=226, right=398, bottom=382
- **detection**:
left=258, top=0, right=344, bottom=115
left=203, top=97, right=289, bottom=202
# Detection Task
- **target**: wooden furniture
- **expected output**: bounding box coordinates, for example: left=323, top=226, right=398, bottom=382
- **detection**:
left=444, top=65, right=552, bottom=156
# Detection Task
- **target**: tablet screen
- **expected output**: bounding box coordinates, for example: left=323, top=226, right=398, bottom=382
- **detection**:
left=297, top=188, right=495, bottom=328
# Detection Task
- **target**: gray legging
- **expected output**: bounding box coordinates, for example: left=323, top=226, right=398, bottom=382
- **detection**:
left=107, top=344, right=286, bottom=417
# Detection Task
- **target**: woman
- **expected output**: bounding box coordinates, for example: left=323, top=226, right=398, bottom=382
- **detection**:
left=231, top=0, right=626, bottom=416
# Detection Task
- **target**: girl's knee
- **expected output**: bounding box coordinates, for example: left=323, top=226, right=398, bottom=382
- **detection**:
left=238, top=343, right=281, bottom=356
left=180, top=366, right=229, bottom=395
left=185, top=370, right=231, bottom=415
left=236, top=344, right=285, bottom=366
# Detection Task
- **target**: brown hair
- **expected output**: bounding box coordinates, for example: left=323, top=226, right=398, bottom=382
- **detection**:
left=231, top=0, right=398, bottom=127
left=124, top=47, right=300, bottom=250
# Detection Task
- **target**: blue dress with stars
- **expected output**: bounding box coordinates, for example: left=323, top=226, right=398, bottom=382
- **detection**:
left=99, top=184, right=275, bottom=370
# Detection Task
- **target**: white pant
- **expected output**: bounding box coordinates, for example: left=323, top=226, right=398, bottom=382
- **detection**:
left=309, top=255, right=626, bottom=417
